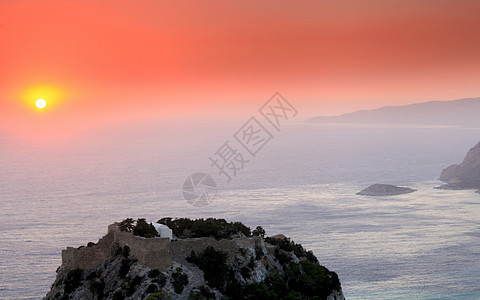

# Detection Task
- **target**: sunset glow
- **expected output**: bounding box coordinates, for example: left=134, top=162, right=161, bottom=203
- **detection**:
left=35, top=99, right=46, bottom=109
left=1, top=0, right=479, bottom=139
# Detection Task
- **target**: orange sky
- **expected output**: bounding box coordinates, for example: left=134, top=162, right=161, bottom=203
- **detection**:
left=1, top=0, right=480, bottom=139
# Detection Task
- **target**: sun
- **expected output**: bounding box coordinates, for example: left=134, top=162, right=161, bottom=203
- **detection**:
left=36, top=99, right=47, bottom=109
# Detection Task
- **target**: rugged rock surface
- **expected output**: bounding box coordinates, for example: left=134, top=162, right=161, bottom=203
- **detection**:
left=439, top=141, right=480, bottom=191
left=357, top=184, right=416, bottom=196
left=44, top=221, right=345, bottom=300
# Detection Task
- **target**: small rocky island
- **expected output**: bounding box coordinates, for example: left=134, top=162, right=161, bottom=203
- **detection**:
left=357, top=184, right=416, bottom=196
left=439, top=140, right=480, bottom=192
left=45, top=218, right=344, bottom=300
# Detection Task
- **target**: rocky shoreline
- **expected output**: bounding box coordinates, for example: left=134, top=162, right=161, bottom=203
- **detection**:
left=438, top=140, right=480, bottom=192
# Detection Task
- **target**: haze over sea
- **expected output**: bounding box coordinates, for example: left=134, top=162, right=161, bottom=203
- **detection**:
left=1, top=122, right=480, bottom=299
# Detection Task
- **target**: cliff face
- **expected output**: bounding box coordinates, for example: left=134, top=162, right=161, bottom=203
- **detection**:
left=44, top=224, right=345, bottom=300
left=439, top=141, right=480, bottom=190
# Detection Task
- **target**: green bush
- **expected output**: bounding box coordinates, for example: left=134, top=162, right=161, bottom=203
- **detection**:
left=126, top=275, right=144, bottom=296
left=236, top=260, right=341, bottom=300
left=157, top=218, right=252, bottom=240
left=118, top=218, right=135, bottom=232
left=188, top=285, right=216, bottom=299
left=172, top=267, right=189, bottom=294
left=265, top=237, right=318, bottom=264
left=252, top=226, right=266, bottom=237
left=119, top=258, right=130, bottom=279
left=240, top=266, right=251, bottom=279
left=64, top=268, right=83, bottom=294
left=148, top=269, right=161, bottom=278
left=117, top=218, right=159, bottom=238
left=147, top=283, right=158, bottom=293
left=133, top=218, right=159, bottom=238
left=255, top=245, right=264, bottom=260
left=146, top=291, right=170, bottom=300
left=187, top=246, right=229, bottom=290
left=112, top=290, right=124, bottom=300
left=89, top=278, right=105, bottom=299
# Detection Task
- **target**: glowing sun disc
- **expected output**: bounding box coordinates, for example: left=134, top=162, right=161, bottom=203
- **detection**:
left=36, top=99, right=47, bottom=109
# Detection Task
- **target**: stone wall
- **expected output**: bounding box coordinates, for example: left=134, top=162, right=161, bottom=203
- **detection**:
left=61, top=231, right=114, bottom=269
left=62, top=225, right=173, bottom=271
left=114, top=231, right=172, bottom=270
left=61, top=224, right=263, bottom=271
left=170, top=236, right=263, bottom=264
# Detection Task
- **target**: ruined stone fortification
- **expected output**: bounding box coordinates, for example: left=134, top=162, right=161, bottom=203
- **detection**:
left=49, top=223, right=345, bottom=300
left=62, top=224, right=171, bottom=270
left=61, top=224, right=263, bottom=271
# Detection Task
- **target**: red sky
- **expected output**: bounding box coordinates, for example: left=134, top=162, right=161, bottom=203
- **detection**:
left=1, top=0, right=480, bottom=139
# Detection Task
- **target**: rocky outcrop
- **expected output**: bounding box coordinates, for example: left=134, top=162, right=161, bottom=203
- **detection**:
left=439, top=141, right=480, bottom=190
left=357, top=184, right=416, bottom=196
left=44, top=223, right=345, bottom=300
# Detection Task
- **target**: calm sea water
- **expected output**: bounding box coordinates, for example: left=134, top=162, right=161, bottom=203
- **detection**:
left=0, top=122, right=479, bottom=299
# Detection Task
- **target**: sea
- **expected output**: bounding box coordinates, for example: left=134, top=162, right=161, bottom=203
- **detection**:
left=0, top=120, right=479, bottom=299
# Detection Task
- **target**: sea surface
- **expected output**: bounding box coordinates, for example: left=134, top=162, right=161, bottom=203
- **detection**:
left=1, top=121, right=480, bottom=299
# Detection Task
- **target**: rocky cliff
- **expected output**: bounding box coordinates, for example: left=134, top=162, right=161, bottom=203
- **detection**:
left=44, top=220, right=345, bottom=300
left=439, top=141, right=480, bottom=190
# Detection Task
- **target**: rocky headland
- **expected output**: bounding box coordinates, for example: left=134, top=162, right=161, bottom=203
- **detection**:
left=44, top=218, right=344, bottom=300
left=356, top=184, right=416, bottom=196
left=306, top=97, right=480, bottom=127
left=439, top=140, right=480, bottom=191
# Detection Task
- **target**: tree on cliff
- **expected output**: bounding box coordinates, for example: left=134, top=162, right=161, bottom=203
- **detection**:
left=118, top=218, right=159, bottom=238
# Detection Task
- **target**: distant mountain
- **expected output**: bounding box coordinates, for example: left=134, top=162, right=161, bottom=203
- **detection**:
left=307, top=97, right=480, bottom=127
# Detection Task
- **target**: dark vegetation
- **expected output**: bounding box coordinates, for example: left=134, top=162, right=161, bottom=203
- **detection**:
left=158, top=217, right=258, bottom=240
left=171, top=267, right=189, bottom=294
left=238, top=260, right=341, bottom=300
left=118, top=217, right=267, bottom=241
left=118, top=218, right=159, bottom=238
left=266, top=236, right=319, bottom=263
left=185, top=243, right=339, bottom=300
left=187, top=246, right=229, bottom=289
left=188, top=285, right=216, bottom=299
left=63, top=268, right=83, bottom=294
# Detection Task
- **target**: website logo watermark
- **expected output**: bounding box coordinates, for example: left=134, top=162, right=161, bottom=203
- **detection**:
left=182, top=92, right=297, bottom=206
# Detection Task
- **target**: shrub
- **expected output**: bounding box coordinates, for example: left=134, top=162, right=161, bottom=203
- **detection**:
left=122, top=245, right=130, bottom=258
left=236, top=260, right=341, bottom=300
left=241, top=266, right=251, bottom=279
left=187, top=246, right=229, bottom=290
left=112, top=290, right=124, bottom=300
left=172, top=267, right=189, bottom=294
left=188, top=285, right=216, bottom=299
left=147, top=291, right=170, bottom=300
left=265, top=237, right=318, bottom=264
left=252, top=226, right=266, bottom=237
left=147, top=283, right=158, bottom=293
left=89, top=278, right=105, bottom=298
left=133, top=218, right=159, bottom=238
left=157, top=218, right=252, bottom=240
left=119, top=258, right=130, bottom=279
left=148, top=269, right=161, bottom=278
left=126, top=275, right=144, bottom=296
left=274, top=248, right=292, bottom=267
left=64, top=268, right=83, bottom=294
left=255, top=245, right=264, bottom=260
left=118, top=218, right=135, bottom=232
left=117, top=218, right=159, bottom=238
